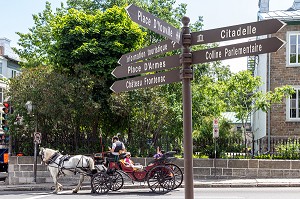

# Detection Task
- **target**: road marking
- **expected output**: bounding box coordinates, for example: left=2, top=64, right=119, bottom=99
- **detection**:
left=24, top=193, right=52, bottom=199
left=201, top=197, right=245, bottom=199
left=152, top=197, right=245, bottom=199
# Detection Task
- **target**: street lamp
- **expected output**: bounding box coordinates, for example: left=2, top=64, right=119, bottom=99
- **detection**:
left=25, top=101, right=38, bottom=183
left=25, top=101, right=33, bottom=114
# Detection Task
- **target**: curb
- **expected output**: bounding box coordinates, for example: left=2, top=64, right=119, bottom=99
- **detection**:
left=2, top=183, right=300, bottom=191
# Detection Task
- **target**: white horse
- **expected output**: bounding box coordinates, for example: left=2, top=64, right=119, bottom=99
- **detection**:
left=39, top=147, right=96, bottom=194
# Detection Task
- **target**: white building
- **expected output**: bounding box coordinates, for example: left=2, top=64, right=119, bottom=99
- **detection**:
left=0, top=38, right=21, bottom=77
left=0, top=37, right=21, bottom=145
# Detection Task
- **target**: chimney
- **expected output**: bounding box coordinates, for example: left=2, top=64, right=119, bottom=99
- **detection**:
left=0, top=38, right=11, bottom=56
left=0, top=38, right=20, bottom=61
left=258, top=0, right=270, bottom=13
left=0, top=46, right=3, bottom=55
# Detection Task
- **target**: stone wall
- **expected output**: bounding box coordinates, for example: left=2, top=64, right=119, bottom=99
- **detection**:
left=7, top=156, right=300, bottom=185
left=8, top=156, right=51, bottom=184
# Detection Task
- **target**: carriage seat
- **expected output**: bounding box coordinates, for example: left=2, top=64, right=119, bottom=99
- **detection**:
left=119, top=159, right=135, bottom=172
left=119, top=159, right=144, bottom=172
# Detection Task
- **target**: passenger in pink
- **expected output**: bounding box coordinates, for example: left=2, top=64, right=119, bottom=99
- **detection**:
left=124, top=152, right=143, bottom=170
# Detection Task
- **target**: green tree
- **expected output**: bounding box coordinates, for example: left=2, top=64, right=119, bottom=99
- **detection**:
left=15, top=3, right=144, bottom=130
left=226, top=70, right=295, bottom=147
left=7, top=66, right=102, bottom=154
left=192, top=116, right=242, bottom=158
left=11, top=3, right=146, bottom=154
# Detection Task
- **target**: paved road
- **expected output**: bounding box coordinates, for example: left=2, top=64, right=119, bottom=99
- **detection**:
left=2, top=187, right=300, bottom=199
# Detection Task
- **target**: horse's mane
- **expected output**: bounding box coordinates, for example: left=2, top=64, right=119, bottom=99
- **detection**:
left=40, top=147, right=60, bottom=163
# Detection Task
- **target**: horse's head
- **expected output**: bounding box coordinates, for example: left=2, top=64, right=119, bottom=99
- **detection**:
left=39, top=147, right=59, bottom=164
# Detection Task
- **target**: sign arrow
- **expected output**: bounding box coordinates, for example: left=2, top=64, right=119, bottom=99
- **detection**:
left=118, top=39, right=181, bottom=65
left=113, top=54, right=180, bottom=78
left=191, top=19, right=286, bottom=46
left=192, top=37, right=285, bottom=65
left=126, top=4, right=181, bottom=44
left=110, top=69, right=181, bottom=93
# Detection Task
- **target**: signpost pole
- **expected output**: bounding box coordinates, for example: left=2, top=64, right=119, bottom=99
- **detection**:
left=213, top=119, right=219, bottom=177
left=33, top=113, right=38, bottom=183
left=34, top=141, right=37, bottom=182
left=180, top=16, right=194, bottom=199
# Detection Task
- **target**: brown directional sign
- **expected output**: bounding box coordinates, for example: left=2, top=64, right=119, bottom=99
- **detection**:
left=118, top=39, right=181, bottom=65
left=191, top=19, right=286, bottom=46
left=126, top=4, right=181, bottom=44
left=110, top=69, right=181, bottom=93
left=192, top=37, right=285, bottom=65
left=113, top=54, right=180, bottom=78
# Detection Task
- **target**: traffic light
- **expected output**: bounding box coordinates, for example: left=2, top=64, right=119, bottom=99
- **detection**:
left=2, top=102, right=10, bottom=132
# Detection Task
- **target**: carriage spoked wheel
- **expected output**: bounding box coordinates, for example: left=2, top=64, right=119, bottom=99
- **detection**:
left=166, top=163, right=183, bottom=189
left=91, top=171, right=112, bottom=194
left=147, top=165, right=175, bottom=194
left=108, top=170, right=124, bottom=191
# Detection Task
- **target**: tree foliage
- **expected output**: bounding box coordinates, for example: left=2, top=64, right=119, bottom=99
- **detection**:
left=7, top=66, right=102, bottom=154
left=225, top=70, right=295, bottom=145
left=10, top=3, right=145, bottom=155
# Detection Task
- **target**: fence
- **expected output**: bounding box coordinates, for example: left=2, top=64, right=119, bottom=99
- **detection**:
left=195, top=137, right=300, bottom=159
left=256, top=137, right=300, bottom=159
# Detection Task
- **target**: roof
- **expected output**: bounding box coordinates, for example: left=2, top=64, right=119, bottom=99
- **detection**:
left=221, top=112, right=250, bottom=124
left=1, top=55, right=20, bottom=64
left=258, top=10, right=300, bottom=21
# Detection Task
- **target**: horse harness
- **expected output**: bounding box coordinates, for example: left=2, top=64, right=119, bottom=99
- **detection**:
left=43, top=152, right=61, bottom=165
left=41, top=150, right=92, bottom=176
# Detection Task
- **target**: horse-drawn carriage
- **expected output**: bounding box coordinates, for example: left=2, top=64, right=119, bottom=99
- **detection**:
left=39, top=147, right=183, bottom=194
left=92, top=151, right=183, bottom=194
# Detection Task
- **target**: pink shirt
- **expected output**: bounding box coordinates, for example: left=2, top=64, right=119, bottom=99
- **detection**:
left=124, top=157, right=131, bottom=165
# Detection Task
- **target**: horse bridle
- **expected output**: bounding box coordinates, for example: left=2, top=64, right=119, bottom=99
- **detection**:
left=40, top=148, right=61, bottom=165
left=40, top=149, right=45, bottom=163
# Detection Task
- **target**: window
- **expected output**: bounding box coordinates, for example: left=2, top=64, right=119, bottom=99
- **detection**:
left=11, top=70, right=17, bottom=78
left=0, top=62, right=2, bottom=74
left=287, top=88, right=300, bottom=121
left=287, top=32, right=300, bottom=66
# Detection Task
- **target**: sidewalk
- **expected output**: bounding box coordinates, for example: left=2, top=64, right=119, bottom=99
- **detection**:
left=1, top=178, right=300, bottom=191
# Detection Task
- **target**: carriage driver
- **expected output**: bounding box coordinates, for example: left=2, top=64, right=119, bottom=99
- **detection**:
left=108, top=136, right=126, bottom=161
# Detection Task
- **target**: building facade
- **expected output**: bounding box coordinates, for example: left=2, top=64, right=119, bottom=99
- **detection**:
left=0, top=38, right=21, bottom=151
left=253, top=0, right=300, bottom=152
left=0, top=38, right=21, bottom=81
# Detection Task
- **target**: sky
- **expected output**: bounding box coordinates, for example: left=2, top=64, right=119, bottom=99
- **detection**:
left=1, top=0, right=296, bottom=73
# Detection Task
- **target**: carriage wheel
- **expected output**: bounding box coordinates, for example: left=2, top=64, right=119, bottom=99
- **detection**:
left=147, top=165, right=175, bottom=194
left=109, top=170, right=124, bottom=191
left=166, top=163, right=183, bottom=189
left=91, top=171, right=111, bottom=194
